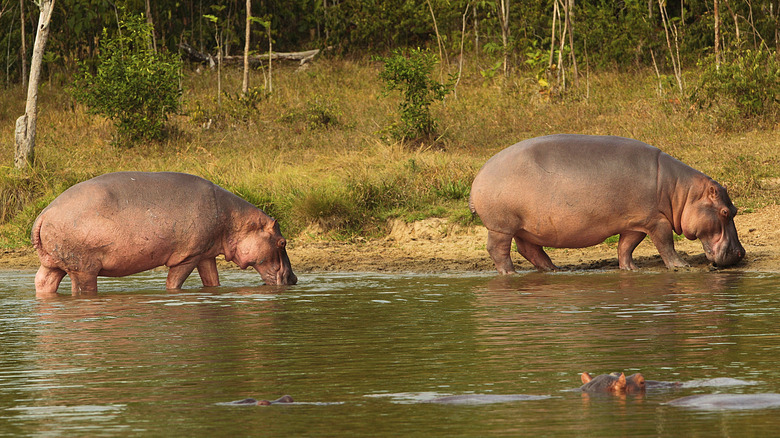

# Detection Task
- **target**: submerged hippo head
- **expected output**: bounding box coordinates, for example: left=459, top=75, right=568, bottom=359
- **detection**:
left=232, top=215, right=297, bottom=286
left=682, top=182, right=745, bottom=268
left=581, top=372, right=646, bottom=394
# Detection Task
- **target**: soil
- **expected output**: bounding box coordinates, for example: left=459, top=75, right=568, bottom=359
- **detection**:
left=7, top=205, right=779, bottom=274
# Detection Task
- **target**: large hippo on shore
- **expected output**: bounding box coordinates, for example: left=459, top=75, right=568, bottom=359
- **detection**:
left=469, top=134, right=745, bottom=273
left=32, top=171, right=296, bottom=297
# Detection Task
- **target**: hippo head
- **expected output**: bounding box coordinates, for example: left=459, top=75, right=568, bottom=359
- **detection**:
left=580, top=372, right=646, bottom=394
left=232, top=214, right=297, bottom=286
left=681, top=182, right=745, bottom=268
left=581, top=372, right=626, bottom=394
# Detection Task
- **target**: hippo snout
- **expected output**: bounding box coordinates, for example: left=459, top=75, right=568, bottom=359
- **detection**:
left=713, top=243, right=745, bottom=268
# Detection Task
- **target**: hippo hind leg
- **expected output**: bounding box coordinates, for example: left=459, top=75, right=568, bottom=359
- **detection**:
left=35, top=266, right=67, bottom=298
left=486, top=230, right=516, bottom=274
left=69, top=271, right=99, bottom=296
left=617, top=231, right=646, bottom=270
left=514, top=237, right=558, bottom=271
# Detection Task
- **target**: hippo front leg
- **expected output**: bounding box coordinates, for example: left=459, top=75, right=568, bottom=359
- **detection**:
left=486, top=230, right=516, bottom=274
left=648, top=221, right=690, bottom=269
left=196, top=258, right=220, bottom=287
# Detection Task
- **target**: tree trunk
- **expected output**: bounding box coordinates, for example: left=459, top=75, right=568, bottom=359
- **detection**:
left=566, top=0, right=578, bottom=87
left=714, top=0, right=721, bottom=69
left=15, top=0, right=55, bottom=169
left=19, top=0, right=26, bottom=87
left=498, top=0, right=510, bottom=76
left=145, top=0, right=157, bottom=53
left=242, top=0, right=250, bottom=94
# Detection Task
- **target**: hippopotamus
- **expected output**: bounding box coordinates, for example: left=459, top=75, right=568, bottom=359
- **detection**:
left=580, top=372, right=646, bottom=394
left=230, top=395, right=294, bottom=406
left=32, top=171, right=297, bottom=297
left=469, top=134, right=745, bottom=273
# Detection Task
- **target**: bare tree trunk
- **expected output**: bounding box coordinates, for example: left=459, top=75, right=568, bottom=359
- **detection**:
left=566, top=0, right=578, bottom=87
left=426, top=0, right=448, bottom=78
left=714, top=0, right=721, bottom=69
left=242, top=0, right=250, bottom=94
left=453, top=4, right=470, bottom=99
left=557, top=0, right=568, bottom=90
left=14, top=0, right=55, bottom=169
left=549, top=0, right=558, bottom=69
left=145, top=0, right=157, bottom=53
left=723, top=0, right=740, bottom=44
left=498, top=0, right=510, bottom=76
left=658, top=0, right=683, bottom=93
left=19, top=0, right=26, bottom=87
left=267, top=24, right=272, bottom=93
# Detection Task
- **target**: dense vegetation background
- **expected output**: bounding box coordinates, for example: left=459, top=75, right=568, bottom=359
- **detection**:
left=0, top=0, right=778, bottom=248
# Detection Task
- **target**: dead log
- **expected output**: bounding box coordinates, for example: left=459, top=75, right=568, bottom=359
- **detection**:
left=179, top=43, right=322, bottom=67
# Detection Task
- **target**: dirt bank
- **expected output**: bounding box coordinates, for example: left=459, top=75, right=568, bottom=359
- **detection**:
left=6, top=205, right=779, bottom=274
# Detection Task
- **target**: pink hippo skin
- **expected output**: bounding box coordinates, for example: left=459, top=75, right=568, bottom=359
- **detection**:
left=469, top=134, right=745, bottom=273
left=32, top=171, right=296, bottom=297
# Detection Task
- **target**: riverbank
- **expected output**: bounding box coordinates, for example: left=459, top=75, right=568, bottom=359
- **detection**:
left=6, top=204, right=778, bottom=274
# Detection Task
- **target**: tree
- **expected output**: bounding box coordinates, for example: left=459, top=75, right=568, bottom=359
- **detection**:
left=242, top=0, right=251, bottom=94
left=14, top=0, right=55, bottom=169
left=71, top=13, right=181, bottom=144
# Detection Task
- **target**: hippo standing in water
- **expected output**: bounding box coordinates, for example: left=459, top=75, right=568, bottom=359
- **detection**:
left=32, top=172, right=297, bottom=297
left=469, top=134, right=745, bottom=273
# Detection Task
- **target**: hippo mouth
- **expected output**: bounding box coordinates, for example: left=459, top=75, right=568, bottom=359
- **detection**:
left=254, top=251, right=297, bottom=286
left=701, top=238, right=745, bottom=268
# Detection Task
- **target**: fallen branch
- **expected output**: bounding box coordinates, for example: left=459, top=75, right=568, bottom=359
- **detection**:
left=179, top=42, right=323, bottom=67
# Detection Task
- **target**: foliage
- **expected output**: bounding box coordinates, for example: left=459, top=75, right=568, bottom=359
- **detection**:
left=71, top=13, right=181, bottom=144
left=691, top=46, right=780, bottom=126
left=377, top=48, right=453, bottom=140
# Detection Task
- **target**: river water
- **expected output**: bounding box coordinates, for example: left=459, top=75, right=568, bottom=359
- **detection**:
left=1, top=269, right=779, bottom=436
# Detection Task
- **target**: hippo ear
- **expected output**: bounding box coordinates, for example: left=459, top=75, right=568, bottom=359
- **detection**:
left=617, top=373, right=626, bottom=386
left=581, top=373, right=593, bottom=384
left=707, top=184, right=720, bottom=203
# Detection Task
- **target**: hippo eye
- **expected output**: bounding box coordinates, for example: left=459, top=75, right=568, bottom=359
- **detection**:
left=720, top=208, right=730, bottom=218
left=277, top=238, right=286, bottom=249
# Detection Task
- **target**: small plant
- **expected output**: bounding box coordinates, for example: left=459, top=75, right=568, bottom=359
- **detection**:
left=691, top=46, right=780, bottom=126
left=376, top=48, right=453, bottom=140
left=71, top=13, right=181, bottom=144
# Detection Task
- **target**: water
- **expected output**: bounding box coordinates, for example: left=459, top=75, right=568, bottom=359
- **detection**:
left=1, top=269, right=780, bottom=436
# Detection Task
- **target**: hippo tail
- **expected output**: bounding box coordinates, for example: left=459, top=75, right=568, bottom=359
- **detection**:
left=31, top=215, right=43, bottom=250
left=468, top=193, right=477, bottom=217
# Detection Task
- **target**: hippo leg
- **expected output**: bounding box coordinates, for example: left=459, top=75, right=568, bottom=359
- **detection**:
left=617, top=231, right=646, bottom=270
left=486, top=230, right=516, bottom=274
left=197, top=258, right=220, bottom=287
left=514, top=237, right=558, bottom=271
left=69, top=271, right=98, bottom=295
left=166, top=263, right=197, bottom=289
left=648, top=221, right=690, bottom=268
left=35, top=266, right=66, bottom=298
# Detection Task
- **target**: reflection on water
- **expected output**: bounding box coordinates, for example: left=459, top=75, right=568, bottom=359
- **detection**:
left=1, top=269, right=780, bottom=436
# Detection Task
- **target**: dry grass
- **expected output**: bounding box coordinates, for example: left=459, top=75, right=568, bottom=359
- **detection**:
left=0, top=59, right=777, bottom=247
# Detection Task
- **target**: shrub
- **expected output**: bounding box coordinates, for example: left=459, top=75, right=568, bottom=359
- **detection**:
left=691, top=47, right=780, bottom=126
left=376, top=48, right=453, bottom=140
left=72, top=13, right=181, bottom=144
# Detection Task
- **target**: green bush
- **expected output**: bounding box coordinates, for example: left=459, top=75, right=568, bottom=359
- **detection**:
left=72, top=14, right=181, bottom=144
left=691, top=47, right=780, bottom=125
left=377, top=48, right=453, bottom=140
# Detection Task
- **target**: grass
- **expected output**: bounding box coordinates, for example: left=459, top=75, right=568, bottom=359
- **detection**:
left=0, top=58, right=778, bottom=248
